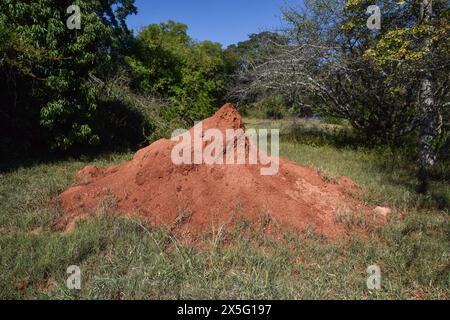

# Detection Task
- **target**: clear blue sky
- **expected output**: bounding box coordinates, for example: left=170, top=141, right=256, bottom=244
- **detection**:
left=126, top=0, right=301, bottom=48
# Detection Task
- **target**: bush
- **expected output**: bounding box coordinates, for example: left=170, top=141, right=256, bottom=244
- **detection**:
left=240, top=95, right=291, bottom=119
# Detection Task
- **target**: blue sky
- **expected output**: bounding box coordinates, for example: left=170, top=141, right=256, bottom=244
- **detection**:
left=126, top=0, right=301, bottom=47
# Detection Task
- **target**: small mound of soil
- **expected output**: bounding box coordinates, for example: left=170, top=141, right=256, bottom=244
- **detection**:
left=58, top=104, right=371, bottom=238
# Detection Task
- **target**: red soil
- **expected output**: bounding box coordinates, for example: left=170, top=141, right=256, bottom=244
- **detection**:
left=58, top=104, right=371, bottom=239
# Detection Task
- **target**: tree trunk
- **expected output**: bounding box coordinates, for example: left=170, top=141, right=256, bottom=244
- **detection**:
left=417, top=0, right=437, bottom=193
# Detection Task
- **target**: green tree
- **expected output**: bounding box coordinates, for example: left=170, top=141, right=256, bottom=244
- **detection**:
left=226, top=32, right=289, bottom=103
left=126, top=21, right=228, bottom=123
left=344, top=0, right=449, bottom=191
left=232, top=0, right=449, bottom=191
left=0, top=0, right=137, bottom=153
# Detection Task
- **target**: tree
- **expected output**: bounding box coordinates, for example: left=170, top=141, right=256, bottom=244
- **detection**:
left=230, top=0, right=449, bottom=191
left=353, top=0, right=449, bottom=191
left=226, top=32, right=289, bottom=104
left=126, top=21, right=228, bottom=123
left=0, top=0, right=137, bottom=153
left=417, top=0, right=439, bottom=192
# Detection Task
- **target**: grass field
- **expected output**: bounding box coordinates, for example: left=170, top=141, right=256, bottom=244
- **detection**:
left=0, top=118, right=449, bottom=299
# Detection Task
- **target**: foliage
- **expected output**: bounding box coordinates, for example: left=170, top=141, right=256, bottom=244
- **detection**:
left=229, top=0, right=449, bottom=190
left=0, top=4, right=235, bottom=157
left=226, top=32, right=289, bottom=68
left=232, top=0, right=448, bottom=141
left=225, top=32, right=289, bottom=104
left=344, top=0, right=449, bottom=147
left=126, top=21, right=228, bottom=123
left=0, top=0, right=137, bottom=155
left=240, top=95, right=291, bottom=119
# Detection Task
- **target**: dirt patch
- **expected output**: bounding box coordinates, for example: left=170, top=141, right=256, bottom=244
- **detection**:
left=58, top=104, right=373, bottom=239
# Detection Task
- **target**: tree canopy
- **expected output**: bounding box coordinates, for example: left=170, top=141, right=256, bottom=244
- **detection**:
left=126, top=21, right=229, bottom=122
left=0, top=0, right=137, bottom=152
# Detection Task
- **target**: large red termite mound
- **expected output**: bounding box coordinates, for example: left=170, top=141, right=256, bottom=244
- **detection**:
left=58, top=104, right=371, bottom=239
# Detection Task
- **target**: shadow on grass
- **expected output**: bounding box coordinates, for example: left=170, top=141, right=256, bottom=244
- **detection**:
left=380, top=161, right=450, bottom=210
left=281, top=120, right=368, bottom=149
left=0, top=145, right=138, bottom=174
left=0, top=99, right=152, bottom=174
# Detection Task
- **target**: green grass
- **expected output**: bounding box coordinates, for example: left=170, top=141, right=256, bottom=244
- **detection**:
left=246, top=118, right=450, bottom=210
left=0, top=119, right=448, bottom=299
